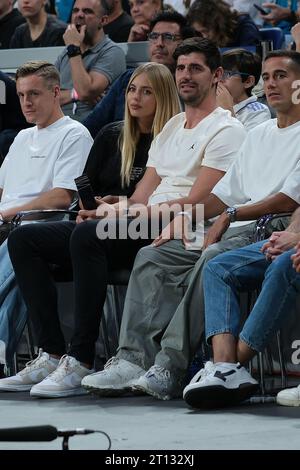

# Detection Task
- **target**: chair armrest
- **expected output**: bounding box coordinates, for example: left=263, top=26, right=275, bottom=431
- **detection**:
left=11, top=209, right=78, bottom=229
left=253, top=213, right=292, bottom=242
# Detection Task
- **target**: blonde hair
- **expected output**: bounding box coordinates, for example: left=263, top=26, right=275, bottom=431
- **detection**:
left=120, top=63, right=180, bottom=187
left=16, top=61, right=60, bottom=89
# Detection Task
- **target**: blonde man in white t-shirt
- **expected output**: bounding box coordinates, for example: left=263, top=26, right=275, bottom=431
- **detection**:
left=3, top=38, right=246, bottom=398
left=0, top=60, right=93, bottom=236
left=81, top=49, right=300, bottom=402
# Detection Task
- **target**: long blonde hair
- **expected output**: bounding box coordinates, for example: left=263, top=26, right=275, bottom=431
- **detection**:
left=120, top=63, right=180, bottom=187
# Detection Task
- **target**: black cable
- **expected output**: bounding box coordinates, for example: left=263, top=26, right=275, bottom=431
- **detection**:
left=94, top=430, right=112, bottom=450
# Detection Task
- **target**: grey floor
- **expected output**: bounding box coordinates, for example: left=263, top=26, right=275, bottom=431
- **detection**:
left=0, top=389, right=300, bottom=451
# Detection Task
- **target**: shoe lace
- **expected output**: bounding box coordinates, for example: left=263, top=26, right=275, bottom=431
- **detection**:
left=104, top=356, right=119, bottom=370
left=21, top=348, right=46, bottom=373
left=191, top=361, right=215, bottom=383
left=147, top=365, right=170, bottom=380
left=47, top=355, right=74, bottom=382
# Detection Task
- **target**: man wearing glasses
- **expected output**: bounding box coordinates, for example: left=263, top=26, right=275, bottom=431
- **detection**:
left=217, top=49, right=271, bottom=131
left=83, top=10, right=196, bottom=137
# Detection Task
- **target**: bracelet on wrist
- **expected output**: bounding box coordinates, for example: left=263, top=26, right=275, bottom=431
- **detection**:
left=71, top=88, right=79, bottom=102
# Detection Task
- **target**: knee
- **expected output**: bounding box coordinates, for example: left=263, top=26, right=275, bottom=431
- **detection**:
left=201, top=244, right=224, bottom=263
left=69, top=221, right=100, bottom=255
left=135, top=244, right=158, bottom=264
left=8, top=225, right=31, bottom=255
left=266, top=250, right=295, bottom=280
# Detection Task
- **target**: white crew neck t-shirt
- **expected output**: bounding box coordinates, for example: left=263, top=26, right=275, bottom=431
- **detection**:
left=0, top=116, right=93, bottom=211
left=147, top=107, right=246, bottom=206
left=212, top=118, right=300, bottom=227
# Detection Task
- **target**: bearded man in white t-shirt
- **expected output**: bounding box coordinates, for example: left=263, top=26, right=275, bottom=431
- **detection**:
left=79, top=49, right=300, bottom=402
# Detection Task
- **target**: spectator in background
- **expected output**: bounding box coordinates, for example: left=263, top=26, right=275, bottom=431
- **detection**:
left=55, top=0, right=126, bottom=122
left=262, top=2, right=299, bottom=34
left=128, top=0, right=162, bottom=41
left=187, top=0, right=261, bottom=47
left=0, top=71, right=31, bottom=162
left=83, top=10, right=194, bottom=137
left=10, top=0, right=67, bottom=47
left=0, top=0, right=26, bottom=48
left=104, top=0, right=134, bottom=42
left=217, top=49, right=271, bottom=131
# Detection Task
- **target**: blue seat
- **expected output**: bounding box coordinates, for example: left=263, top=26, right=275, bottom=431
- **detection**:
left=259, top=27, right=285, bottom=50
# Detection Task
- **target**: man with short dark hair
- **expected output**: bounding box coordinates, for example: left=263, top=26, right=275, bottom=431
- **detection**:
left=83, top=10, right=195, bottom=137
left=83, top=50, right=300, bottom=401
left=56, top=0, right=126, bottom=121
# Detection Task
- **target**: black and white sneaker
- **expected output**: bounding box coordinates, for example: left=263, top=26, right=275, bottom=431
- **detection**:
left=183, top=361, right=258, bottom=408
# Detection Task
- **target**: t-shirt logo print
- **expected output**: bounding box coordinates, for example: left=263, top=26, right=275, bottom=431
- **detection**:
left=189, top=143, right=196, bottom=150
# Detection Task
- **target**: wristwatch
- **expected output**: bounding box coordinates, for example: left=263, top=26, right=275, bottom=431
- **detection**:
left=66, top=44, right=81, bottom=58
left=225, top=207, right=237, bottom=223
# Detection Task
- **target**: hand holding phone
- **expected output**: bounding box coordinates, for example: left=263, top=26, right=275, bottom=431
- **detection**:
left=253, top=3, right=268, bottom=15
left=74, top=175, right=97, bottom=210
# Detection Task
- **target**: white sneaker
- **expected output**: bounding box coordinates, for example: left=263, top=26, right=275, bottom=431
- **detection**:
left=183, top=362, right=258, bottom=408
left=30, top=355, right=94, bottom=398
left=131, top=365, right=182, bottom=400
left=0, top=349, right=59, bottom=392
left=276, top=385, right=300, bottom=407
left=81, top=356, right=145, bottom=396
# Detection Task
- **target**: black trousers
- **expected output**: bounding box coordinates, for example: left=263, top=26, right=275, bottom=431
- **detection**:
left=8, top=219, right=153, bottom=365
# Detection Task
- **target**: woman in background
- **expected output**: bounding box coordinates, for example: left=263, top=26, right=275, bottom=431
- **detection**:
left=187, top=0, right=261, bottom=47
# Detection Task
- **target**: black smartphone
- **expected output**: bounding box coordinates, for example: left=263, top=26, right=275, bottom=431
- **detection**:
left=74, top=175, right=97, bottom=210
left=253, top=3, right=268, bottom=15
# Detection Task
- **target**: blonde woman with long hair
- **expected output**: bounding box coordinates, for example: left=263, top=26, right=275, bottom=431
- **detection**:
left=85, top=62, right=180, bottom=197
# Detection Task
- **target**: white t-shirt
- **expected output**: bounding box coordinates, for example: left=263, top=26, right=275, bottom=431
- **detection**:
left=234, top=95, right=271, bottom=131
left=212, top=118, right=300, bottom=227
left=0, top=116, right=93, bottom=211
left=147, top=108, right=246, bottom=205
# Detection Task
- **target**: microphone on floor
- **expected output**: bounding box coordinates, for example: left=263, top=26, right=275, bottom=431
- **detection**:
left=0, top=425, right=111, bottom=450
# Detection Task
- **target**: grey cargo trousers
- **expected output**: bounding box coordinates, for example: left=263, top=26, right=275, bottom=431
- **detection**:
left=116, top=223, right=257, bottom=376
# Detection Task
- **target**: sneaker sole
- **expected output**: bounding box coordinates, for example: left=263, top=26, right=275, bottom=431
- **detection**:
left=276, top=397, right=300, bottom=407
left=131, top=383, right=171, bottom=401
left=30, top=387, right=88, bottom=398
left=0, top=384, right=33, bottom=392
left=184, top=383, right=259, bottom=409
left=83, top=384, right=134, bottom=397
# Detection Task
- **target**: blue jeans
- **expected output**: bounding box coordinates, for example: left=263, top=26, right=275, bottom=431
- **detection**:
left=0, top=240, right=27, bottom=367
left=203, top=241, right=300, bottom=351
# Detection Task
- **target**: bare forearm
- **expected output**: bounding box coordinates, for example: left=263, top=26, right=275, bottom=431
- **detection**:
left=286, top=207, right=300, bottom=232
left=201, top=194, right=227, bottom=220
left=235, top=193, right=298, bottom=222
left=69, top=57, right=106, bottom=101
left=1, top=188, right=74, bottom=220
